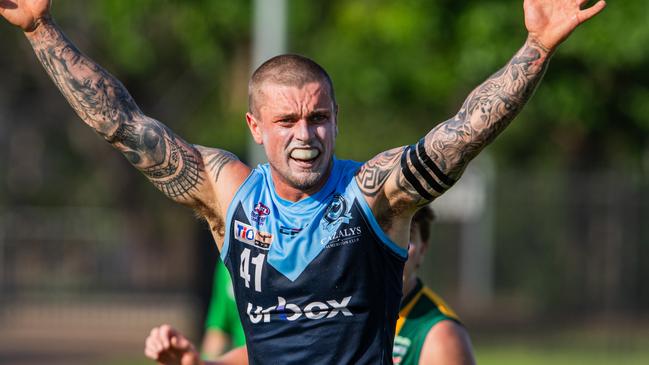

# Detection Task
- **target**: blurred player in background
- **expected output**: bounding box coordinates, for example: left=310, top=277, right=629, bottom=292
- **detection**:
left=393, top=205, right=475, bottom=365
left=201, top=260, right=246, bottom=360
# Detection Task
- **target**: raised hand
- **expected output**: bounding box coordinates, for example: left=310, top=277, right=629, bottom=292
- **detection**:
left=144, top=324, right=201, bottom=365
left=524, top=0, right=606, bottom=50
left=0, top=0, right=50, bottom=31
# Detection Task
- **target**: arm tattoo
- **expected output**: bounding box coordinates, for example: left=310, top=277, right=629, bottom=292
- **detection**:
left=399, top=38, right=550, bottom=202
left=204, top=149, right=239, bottom=183
left=26, top=17, right=209, bottom=202
left=142, top=136, right=202, bottom=198
left=355, top=149, right=400, bottom=197
left=28, top=18, right=139, bottom=137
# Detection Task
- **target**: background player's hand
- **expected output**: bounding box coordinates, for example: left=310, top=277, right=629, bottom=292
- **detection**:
left=145, top=324, right=202, bottom=365
left=0, top=0, right=50, bottom=32
left=524, top=0, right=606, bottom=50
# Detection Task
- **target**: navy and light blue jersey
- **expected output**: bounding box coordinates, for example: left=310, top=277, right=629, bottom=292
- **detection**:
left=220, top=158, right=407, bottom=364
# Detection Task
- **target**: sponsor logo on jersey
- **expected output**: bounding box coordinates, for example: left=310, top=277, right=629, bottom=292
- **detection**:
left=320, top=226, right=363, bottom=248
left=251, top=202, right=271, bottom=225
left=234, top=220, right=272, bottom=250
left=321, top=194, right=352, bottom=232
left=246, top=296, right=353, bottom=324
left=392, top=335, right=411, bottom=364
left=279, top=226, right=302, bottom=237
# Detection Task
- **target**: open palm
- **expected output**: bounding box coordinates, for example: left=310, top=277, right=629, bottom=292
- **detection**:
left=524, top=0, right=606, bottom=49
left=0, top=0, right=50, bottom=31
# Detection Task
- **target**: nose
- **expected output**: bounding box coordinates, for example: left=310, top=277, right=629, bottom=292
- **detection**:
left=294, top=119, right=313, bottom=142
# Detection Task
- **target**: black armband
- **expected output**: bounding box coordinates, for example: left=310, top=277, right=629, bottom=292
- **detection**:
left=400, top=139, right=456, bottom=199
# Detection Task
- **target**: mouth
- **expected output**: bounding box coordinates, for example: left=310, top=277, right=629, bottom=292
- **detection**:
left=289, top=148, right=321, bottom=164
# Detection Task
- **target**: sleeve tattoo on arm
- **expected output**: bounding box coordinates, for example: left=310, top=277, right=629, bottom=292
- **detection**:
left=355, top=149, right=401, bottom=198
left=392, top=39, right=550, bottom=204
left=26, top=18, right=227, bottom=202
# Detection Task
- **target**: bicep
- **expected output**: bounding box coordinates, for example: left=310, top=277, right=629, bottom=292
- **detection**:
left=356, top=142, right=456, bottom=214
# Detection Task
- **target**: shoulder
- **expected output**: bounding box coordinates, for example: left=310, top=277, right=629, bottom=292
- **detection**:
left=419, top=320, right=476, bottom=365
left=193, top=146, right=252, bottom=234
left=196, top=146, right=250, bottom=185
left=354, top=147, right=404, bottom=198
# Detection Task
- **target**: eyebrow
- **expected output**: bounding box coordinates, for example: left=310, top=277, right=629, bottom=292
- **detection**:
left=273, top=109, right=330, bottom=120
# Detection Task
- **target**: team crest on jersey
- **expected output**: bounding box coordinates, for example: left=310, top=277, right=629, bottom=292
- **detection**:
left=392, top=336, right=411, bottom=364
left=234, top=220, right=272, bottom=250
left=321, top=194, right=352, bottom=232
left=251, top=202, right=270, bottom=225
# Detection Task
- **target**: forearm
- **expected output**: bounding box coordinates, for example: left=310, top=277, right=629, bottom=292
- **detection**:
left=424, top=37, right=550, bottom=181
left=26, top=16, right=140, bottom=139
left=392, top=37, right=550, bottom=203
left=24, top=17, right=212, bottom=203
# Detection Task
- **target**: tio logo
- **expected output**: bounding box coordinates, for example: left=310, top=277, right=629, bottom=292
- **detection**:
left=235, top=220, right=256, bottom=244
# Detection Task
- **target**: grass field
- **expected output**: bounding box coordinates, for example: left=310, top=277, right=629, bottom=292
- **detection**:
left=108, top=345, right=649, bottom=365
left=476, top=344, right=649, bottom=365
left=106, top=333, right=649, bottom=365
left=474, top=325, right=649, bottom=365
left=15, top=321, right=645, bottom=365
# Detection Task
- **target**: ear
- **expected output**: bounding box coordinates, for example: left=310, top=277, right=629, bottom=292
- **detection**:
left=334, top=104, right=339, bottom=136
left=418, top=240, right=429, bottom=257
left=246, top=112, right=264, bottom=145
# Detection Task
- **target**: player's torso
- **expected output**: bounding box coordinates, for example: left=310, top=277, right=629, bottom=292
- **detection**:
left=220, top=159, right=407, bottom=365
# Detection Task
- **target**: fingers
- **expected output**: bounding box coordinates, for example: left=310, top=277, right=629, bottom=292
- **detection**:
left=145, top=327, right=164, bottom=360
left=144, top=324, right=180, bottom=361
left=158, top=324, right=174, bottom=349
left=171, top=334, right=192, bottom=351
left=579, top=0, right=606, bottom=23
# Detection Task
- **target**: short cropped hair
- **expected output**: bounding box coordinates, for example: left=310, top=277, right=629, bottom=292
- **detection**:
left=248, top=54, right=336, bottom=115
left=411, top=205, right=436, bottom=243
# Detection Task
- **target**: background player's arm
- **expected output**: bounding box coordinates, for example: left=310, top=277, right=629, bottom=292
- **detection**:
left=356, top=0, right=606, bottom=219
left=1, top=1, right=245, bottom=215
left=418, top=321, right=476, bottom=365
left=145, top=325, right=248, bottom=365
left=201, top=329, right=232, bottom=360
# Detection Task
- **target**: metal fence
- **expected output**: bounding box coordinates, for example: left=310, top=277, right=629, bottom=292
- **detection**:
left=1, top=169, right=647, bottom=327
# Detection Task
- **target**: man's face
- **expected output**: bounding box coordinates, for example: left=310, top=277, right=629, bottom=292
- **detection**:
left=403, top=223, right=428, bottom=283
left=246, top=81, right=337, bottom=196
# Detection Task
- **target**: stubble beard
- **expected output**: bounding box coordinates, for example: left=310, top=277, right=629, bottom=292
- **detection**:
left=272, top=156, right=332, bottom=193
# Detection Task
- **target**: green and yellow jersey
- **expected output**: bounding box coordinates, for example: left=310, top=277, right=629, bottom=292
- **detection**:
left=205, top=259, right=246, bottom=348
left=392, top=279, right=461, bottom=365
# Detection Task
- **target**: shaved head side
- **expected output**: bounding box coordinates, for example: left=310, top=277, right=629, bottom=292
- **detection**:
left=249, top=54, right=336, bottom=115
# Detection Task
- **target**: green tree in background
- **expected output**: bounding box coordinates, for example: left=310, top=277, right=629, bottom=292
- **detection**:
left=290, top=0, right=649, bottom=170
left=6, top=0, right=643, bottom=169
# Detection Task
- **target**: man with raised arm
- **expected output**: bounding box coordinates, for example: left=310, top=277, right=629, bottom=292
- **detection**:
left=1, top=0, right=605, bottom=364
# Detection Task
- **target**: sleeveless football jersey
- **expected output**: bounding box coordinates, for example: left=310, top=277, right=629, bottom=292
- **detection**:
left=392, top=279, right=461, bottom=365
left=220, top=158, right=407, bottom=365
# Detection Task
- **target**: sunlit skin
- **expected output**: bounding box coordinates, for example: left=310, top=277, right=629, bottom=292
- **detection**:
left=246, top=81, right=338, bottom=202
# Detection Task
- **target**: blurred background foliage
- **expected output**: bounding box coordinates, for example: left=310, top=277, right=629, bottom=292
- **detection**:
left=1, top=0, right=649, bottom=363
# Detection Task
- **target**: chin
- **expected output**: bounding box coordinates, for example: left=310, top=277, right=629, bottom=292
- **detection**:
left=290, top=171, right=326, bottom=191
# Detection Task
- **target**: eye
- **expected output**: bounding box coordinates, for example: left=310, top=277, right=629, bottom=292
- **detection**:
left=309, top=113, right=329, bottom=123
left=275, top=118, right=295, bottom=126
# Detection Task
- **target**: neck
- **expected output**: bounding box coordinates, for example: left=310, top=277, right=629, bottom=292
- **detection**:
left=402, top=274, right=418, bottom=297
